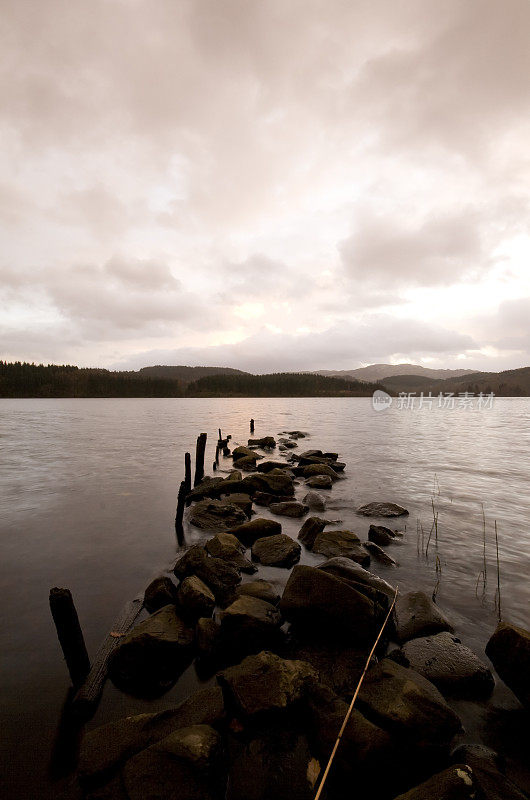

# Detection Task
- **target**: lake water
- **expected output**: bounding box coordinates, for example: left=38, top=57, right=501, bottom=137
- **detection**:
left=1, top=397, right=529, bottom=798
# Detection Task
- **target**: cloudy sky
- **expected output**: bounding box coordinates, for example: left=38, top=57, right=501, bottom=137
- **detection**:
left=1, top=0, right=529, bottom=373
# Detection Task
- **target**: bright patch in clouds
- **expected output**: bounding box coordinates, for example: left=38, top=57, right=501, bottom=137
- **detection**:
left=1, top=0, right=529, bottom=372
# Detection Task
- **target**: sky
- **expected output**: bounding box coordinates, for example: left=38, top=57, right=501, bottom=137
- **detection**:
left=1, top=0, right=530, bottom=374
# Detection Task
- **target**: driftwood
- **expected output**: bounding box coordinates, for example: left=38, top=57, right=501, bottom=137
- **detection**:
left=72, top=594, right=144, bottom=719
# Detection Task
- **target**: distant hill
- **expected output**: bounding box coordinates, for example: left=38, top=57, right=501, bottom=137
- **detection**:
left=380, top=367, right=530, bottom=397
left=186, top=372, right=384, bottom=397
left=313, top=363, right=477, bottom=382
left=135, top=365, right=248, bottom=382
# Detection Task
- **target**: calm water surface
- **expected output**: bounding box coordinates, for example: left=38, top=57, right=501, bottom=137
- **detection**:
left=1, top=397, right=529, bottom=797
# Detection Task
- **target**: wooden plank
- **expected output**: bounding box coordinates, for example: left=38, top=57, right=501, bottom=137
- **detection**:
left=72, top=594, right=144, bottom=719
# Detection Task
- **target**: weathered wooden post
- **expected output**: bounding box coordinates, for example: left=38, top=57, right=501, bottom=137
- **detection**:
left=218, top=428, right=222, bottom=442
left=184, top=452, right=192, bottom=493
left=175, top=480, right=186, bottom=545
left=194, top=433, right=207, bottom=486
left=215, top=443, right=220, bottom=465
left=49, top=588, right=91, bottom=689
left=250, top=418, right=255, bottom=433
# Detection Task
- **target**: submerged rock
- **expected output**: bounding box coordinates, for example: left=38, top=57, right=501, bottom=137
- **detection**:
left=228, top=518, right=282, bottom=546
left=144, top=576, right=179, bottom=614
left=363, top=541, right=397, bottom=566
left=280, top=564, right=380, bottom=642
left=485, top=621, right=530, bottom=708
left=394, top=591, right=454, bottom=643
left=251, top=534, right=301, bottom=568
left=248, top=436, right=276, bottom=449
left=396, top=631, right=495, bottom=698
left=189, top=499, right=247, bottom=532
left=206, top=533, right=257, bottom=574
left=302, top=491, right=326, bottom=512
left=109, top=605, right=194, bottom=697
left=357, top=502, right=409, bottom=517
left=218, top=650, right=317, bottom=716
left=392, top=765, right=476, bottom=800
left=178, top=576, right=216, bottom=619
left=269, top=501, right=308, bottom=518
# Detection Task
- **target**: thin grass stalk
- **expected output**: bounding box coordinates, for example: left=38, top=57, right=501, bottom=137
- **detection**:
left=494, top=520, right=502, bottom=620
left=481, top=503, right=487, bottom=591
left=313, top=586, right=399, bottom=800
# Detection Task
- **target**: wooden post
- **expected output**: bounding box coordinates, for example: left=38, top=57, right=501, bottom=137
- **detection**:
left=215, top=443, right=220, bottom=465
left=49, top=588, right=91, bottom=689
left=250, top=418, right=255, bottom=433
left=194, top=433, right=207, bottom=486
left=184, top=452, right=191, bottom=493
left=218, top=428, right=222, bottom=442
left=175, top=480, right=186, bottom=545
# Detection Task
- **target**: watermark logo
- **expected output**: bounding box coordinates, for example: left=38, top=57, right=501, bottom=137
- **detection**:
left=397, top=391, right=495, bottom=410
left=372, top=389, right=393, bottom=411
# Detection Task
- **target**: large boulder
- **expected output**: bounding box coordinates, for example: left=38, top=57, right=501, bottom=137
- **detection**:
left=297, top=516, right=328, bottom=549
left=280, top=565, right=381, bottom=642
left=232, top=446, right=262, bottom=462
left=78, top=686, right=225, bottom=786
left=144, top=576, right=179, bottom=614
left=219, top=596, right=283, bottom=657
left=451, top=743, right=528, bottom=800
left=269, top=501, right=308, bottom=518
left=301, top=464, right=339, bottom=480
left=317, top=556, right=396, bottom=601
left=392, top=765, right=476, bottom=800
left=302, top=491, right=326, bottom=512
left=178, top=576, right=216, bottom=619
left=395, top=591, right=454, bottom=643
left=174, top=545, right=241, bottom=599
left=396, top=631, right=495, bottom=698
left=310, top=529, right=369, bottom=565
left=236, top=579, right=280, bottom=606
left=357, top=658, right=462, bottom=746
left=226, top=729, right=316, bottom=800
left=109, top=605, right=195, bottom=697
left=251, top=534, right=301, bottom=568
left=485, top=622, right=530, bottom=708
left=228, top=518, right=282, bottom=546
left=189, top=499, right=247, bottom=532
left=241, top=470, right=294, bottom=497
left=122, top=724, right=226, bottom=800
left=218, top=651, right=317, bottom=716
left=206, top=533, right=256, bottom=574
left=357, top=502, right=409, bottom=517
left=289, top=640, right=367, bottom=695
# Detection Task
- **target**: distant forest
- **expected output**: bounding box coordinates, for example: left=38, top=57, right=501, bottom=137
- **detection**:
left=0, top=361, right=381, bottom=398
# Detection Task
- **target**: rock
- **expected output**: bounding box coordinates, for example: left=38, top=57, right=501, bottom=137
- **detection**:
left=357, top=502, right=409, bottom=517
left=269, top=501, right=308, bottom=518
left=302, top=491, right=326, bottom=512
left=305, top=475, right=332, bottom=489
left=357, top=658, right=462, bottom=745
left=236, top=579, right=280, bottom=606
left=109, top=605, right=194, bottom=697
left=298, top=449, right=323, bottom=459
left=368, top=523, right=398, bottom=546
left=485, top=622, right=530, bottom=708
left=297, top=516, right=328, bottom=548
left=206, top=533, right=257, bottom=574
left=189, top=498, right=247, bottom=532
left=363, top=541, right=398, bottom=565
left=219, top=597, right=283, bottom=657
left=311, top=530, right=369, bottom=565
left=78, top=686, right=225, bottom=786
left=196, top=617, right=221, bottom=659
left=280, top=565, right=380, bottom=642
left=392, top=765, right=476, bottom=800
left=226, top=729, right=315, bottom=800
left=285, top=430, right=307, bottom=438
left=122, top=724, right=225, bottom=800
left=253, top=491, right=293, bottom=507
left=144, top=576, right=179, bottom=614
left=301, top=464, right=339, bottom=480
left=396, top=631, right=495, bottom=698
left=178, top=575, right=216, bottom=619
left=218, top=650, right=317, bottom=716
left=450, top=744, right=528, bottom=800
left=395, top=591, right=454, bottom=643
left=251, top=534, right=301, bottom=568
left=174, top=544, right=241, bottom=599
left=278, top=438, right=298, bottom=449
left=248, top=436, right=276, bottom=448
left=257, top=461, right=291, bottom=473
left=232, top=446, right=262, bottom=462
left=317, top=556, right=397, bottom=601
left=224, top=492, right=252, bottom=517
left=241, top=469, right=294, bottom=497
left=228, top=518, right=282, bottom=546
left=289, top=641, right=366, bottom=695
left=235, top=455, right=260, bottom=471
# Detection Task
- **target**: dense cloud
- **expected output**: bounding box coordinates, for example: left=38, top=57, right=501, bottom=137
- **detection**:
left=1, top=0, right=529, bottom=370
